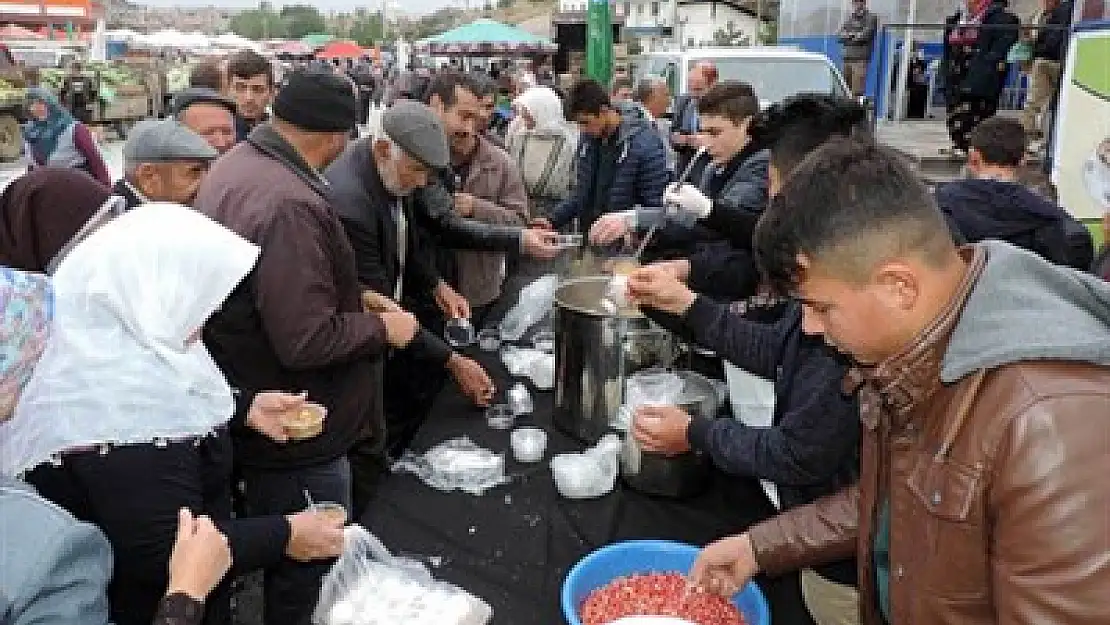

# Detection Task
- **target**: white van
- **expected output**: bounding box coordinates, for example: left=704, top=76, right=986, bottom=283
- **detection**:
left=631, top=47, right=850, bottom=108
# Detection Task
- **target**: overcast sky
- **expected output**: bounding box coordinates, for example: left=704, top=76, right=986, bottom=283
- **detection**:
left=138, top=0, right=459, bottom=16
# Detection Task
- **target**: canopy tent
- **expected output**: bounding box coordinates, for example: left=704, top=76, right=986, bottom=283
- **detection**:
left=210, top=32, right=262, bottom=52
left=270, top=40, right=314, bottom=57
left=415, top=18, right=556, bottom=56
left=0, top=24, right=45, bottom=41
left=315, top=40, right=366, bottom=59
left=300, top=33, right=335, bottom=48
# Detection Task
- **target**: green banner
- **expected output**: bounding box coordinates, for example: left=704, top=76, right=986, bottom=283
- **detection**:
left=585, top=0, right=612, bottom=85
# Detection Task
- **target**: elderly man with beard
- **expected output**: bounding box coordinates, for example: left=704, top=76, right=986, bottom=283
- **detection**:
left=326, top=101, right=497, bottom=512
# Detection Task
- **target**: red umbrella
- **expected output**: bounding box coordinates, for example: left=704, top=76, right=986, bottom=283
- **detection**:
left=315, top=40, right=365, bottom=59
left=0, top=24, right=45, bottom=40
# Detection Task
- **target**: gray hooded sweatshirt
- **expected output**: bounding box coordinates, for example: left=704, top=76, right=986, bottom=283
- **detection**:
left=943, top=239, right=1110, bottom=382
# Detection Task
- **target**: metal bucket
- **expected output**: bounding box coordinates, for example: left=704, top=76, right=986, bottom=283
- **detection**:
left=620, top=370, right=723, bottom=499
left=553, top=276, right=675, bottom=443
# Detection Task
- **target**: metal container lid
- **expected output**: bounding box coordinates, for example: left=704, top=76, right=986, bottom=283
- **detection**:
left=553, top=276, right=643, bottom=319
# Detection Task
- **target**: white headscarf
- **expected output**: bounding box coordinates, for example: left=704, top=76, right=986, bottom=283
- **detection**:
left=1, top=203, right=260, bottom=476
left=513, top=86, right=569, bottom=134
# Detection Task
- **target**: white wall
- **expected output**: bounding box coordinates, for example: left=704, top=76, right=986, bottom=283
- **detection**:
left=678, top=4, right=759, bottom=47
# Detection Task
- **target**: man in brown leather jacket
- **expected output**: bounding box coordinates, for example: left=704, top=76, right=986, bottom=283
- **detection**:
left=691, top=138, right=1110, bottom=625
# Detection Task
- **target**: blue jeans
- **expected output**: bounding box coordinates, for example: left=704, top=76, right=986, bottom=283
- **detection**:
left=240, top=457, right=351, bottom=625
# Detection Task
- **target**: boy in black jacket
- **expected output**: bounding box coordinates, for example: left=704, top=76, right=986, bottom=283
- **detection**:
left=627, top=94, right=871, bottom=625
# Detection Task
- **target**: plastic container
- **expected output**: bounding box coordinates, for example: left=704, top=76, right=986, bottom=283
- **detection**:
left=532, top=330, right=556, bottom=353
left=445, top=317, right=475, bottom=348
left=561, top=540, right=770, bottom=625
left=308, top=501, right=348, bottom=526
left=284, top=402, right=326, bottom=440
left=478, top=328, right=501, bottom=352
left=507, top=382, right=534, bottom=416
left=485, top=404, right=515, bottom=430
left=510, top=427, right=548, bottom=463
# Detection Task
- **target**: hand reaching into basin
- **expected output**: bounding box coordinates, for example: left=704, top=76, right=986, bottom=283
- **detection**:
left=689, top=534, right=760, bottom=598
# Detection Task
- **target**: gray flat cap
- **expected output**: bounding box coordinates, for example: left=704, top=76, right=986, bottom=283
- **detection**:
left=381, top=100, right=449, bottom=170
left=124, top=119, right=218, bottom=163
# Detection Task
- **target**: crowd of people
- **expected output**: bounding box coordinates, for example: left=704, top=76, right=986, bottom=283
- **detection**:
left=2, top=37, right=1110, bottom=625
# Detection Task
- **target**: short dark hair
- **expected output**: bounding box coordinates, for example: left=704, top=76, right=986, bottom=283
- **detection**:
left=969, top=116, right=1026, bottom=167
left=423, top=71, right=480, bottom=107
left=749, top=93, right=868, bottom=176
left=698, top=81, right=760, bottom=124
left=611, top=77, right=633, bottom=94
left=227, top=50, right=272, bottom=85
left=469, top=72, right=497, bottom=98
left=189, top=60, right=224, bottom=90
left=565, top=79, right=611, bottom=118
left=753, top=138, right=954, bottom=293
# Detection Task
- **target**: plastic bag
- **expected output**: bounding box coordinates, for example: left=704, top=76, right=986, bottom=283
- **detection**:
left=501, top=346, right=548, bottom=377
left=610, top=369, right=686, bottom=430
left=392, top=437, right=508, bottom=496
left=314, top=525, right=492, bottom=625
left=550, top=434, right=622, bottom=499
left=499, top=274, right=558, bottom=341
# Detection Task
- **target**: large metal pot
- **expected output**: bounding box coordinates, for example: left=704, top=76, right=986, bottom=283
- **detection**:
left=620, top=370, right=723, bottom=499
left=553, top=276, right=676, bottom=443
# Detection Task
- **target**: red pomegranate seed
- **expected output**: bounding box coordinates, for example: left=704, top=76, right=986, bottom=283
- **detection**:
left=580, top=572, right=747, bottom=625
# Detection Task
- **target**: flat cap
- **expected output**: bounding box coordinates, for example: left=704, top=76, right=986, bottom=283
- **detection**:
left=123, top=119, right=218, bottom=163
left=170, top=87, right=237, bottom=118
left=381, top=100, right=449, bottom=170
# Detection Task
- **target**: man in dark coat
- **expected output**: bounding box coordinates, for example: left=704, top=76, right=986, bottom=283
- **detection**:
left=195, top=69, right=418, bottom=625
left=937, top=116, right=1092, bottom=270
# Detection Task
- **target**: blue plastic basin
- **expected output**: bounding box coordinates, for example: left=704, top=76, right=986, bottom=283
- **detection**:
left=562, top=540, right=770, bottom=625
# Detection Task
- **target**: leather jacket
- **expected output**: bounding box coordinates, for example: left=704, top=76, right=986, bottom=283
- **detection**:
left=747, top=244, right=1110, bottom=625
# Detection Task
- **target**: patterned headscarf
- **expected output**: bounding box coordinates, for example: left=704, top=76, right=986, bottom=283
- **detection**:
left=0, top=267, right=53, bottom=422
left=22, top=87, right=76, bottom=165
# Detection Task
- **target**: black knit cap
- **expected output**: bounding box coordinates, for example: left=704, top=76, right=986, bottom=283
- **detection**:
left=272, top=68, right=358, bottom=132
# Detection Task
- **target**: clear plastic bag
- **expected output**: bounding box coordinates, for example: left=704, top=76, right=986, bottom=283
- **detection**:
left=314, top=525, right=493, bottom=625
left=610, top=369, right=686, bottom=431
left=499, top=274, right=558, bottom=341
left=391, top=437, right=508, bottom=496
left=549, top=434, right=622, bottom=499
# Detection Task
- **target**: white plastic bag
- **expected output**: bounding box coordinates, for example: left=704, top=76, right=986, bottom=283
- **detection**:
left=391, top=437, right=508, bottom=496
left=499, top=274, right=558, bottom=341
left=314, top=526, right=493, bottom=625
left=550, top=434, right=622, bottom=499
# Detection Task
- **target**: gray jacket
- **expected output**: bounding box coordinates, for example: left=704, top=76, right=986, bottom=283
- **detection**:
left=839, top=9, right=879, bottom=61
left=0, top=477, right=113, bottom=625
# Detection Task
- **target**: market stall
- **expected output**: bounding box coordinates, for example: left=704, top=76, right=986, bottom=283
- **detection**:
left=414, top=18, right=558, bottom=57
left=358, top=269, right=815, bottom=625
left=316, top=40, right=368, bottom=60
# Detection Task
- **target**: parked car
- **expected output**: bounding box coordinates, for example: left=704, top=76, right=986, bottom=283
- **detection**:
left=631, top=46, right=851, bottom=109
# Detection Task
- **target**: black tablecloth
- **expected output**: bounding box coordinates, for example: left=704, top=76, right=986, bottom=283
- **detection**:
left=360, top=274, right=815, bottom=625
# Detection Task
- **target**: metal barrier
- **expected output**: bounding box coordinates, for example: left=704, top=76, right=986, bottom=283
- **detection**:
left=876, top=22, right=1070, bottom=123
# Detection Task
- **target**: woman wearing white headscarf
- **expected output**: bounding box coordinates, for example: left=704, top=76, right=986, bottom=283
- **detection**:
left=507, top=86, right=579, bottom=221
left=3, top=204, right=344, bottom=625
